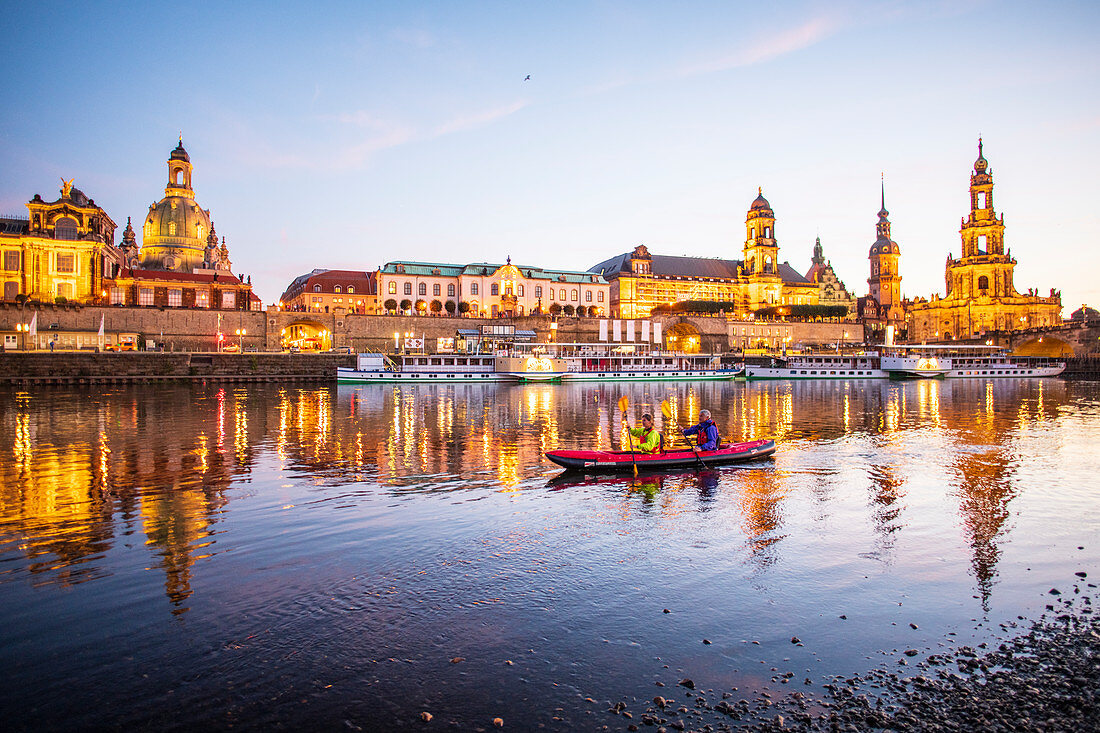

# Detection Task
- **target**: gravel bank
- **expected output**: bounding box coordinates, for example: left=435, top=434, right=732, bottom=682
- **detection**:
left=598, top=577, right=1098, bottom=732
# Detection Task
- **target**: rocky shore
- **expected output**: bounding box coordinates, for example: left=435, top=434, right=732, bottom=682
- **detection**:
left=597, top=574, right=1097, bottom=732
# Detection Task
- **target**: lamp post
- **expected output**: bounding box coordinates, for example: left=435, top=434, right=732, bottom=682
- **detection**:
left=235, top=328, right=246, bottom=351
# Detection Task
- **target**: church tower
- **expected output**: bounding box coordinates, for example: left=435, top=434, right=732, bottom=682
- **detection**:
left=867, top=179, right=903, bottom=323
left=960, top=139, right=1005, bottom=258
left=742, top=188, right=783, bottom=307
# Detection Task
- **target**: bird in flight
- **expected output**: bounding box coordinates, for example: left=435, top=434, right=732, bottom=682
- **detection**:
left=524, top=75, right=531, bottom=81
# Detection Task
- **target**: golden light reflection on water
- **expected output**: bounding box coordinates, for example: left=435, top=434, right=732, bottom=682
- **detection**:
left=0, top=378, right=1078, bottom=616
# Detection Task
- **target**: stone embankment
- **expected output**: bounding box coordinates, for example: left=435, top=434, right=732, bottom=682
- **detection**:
left=0, top=352, right=353, bottom=385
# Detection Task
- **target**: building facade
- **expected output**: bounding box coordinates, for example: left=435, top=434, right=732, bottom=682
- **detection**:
left=0, top=180, right=123, bottom=303
left=280, top=269, right=377, bottom=313
left=863, top=183, right=905, bottom=340
left=907, top=141, right=1061, bottom=341
left=376, top=258, right=608, bottom=317
left=590, top=190, right=819, bottom=319
left=804, top=237, right=856, bottom=317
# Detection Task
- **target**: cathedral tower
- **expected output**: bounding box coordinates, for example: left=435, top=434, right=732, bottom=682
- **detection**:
left=140, top=138, right=220, bottom=273
left=867, top=179, right=903, bottom=323
left=742, top=188, right=783, bottom=306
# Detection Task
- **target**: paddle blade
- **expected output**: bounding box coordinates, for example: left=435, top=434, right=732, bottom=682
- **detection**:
left=618, top=395, right=629, bottom=413
left=660, top=400, right=673, bottom=420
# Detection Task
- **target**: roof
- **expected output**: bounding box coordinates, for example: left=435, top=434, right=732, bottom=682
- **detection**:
left=0, top=216, right=28, bottom=236
left=280, top=269, right=376, bottom=301
left=382, top=260, right=606, bottom=284
left=590, top=251, right=812, bottom=285
left=118, top=268, right=247, bottom=285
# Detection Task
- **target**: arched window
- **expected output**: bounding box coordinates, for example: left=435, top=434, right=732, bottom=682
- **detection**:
left=404, top=282, right=413, bottom=295
left=571, top=289, right=579, bottom=301
left=418, top=283, right=427, bottom=296
left=174, top=169, right=183, bottom=185
left=471, top=283, right=478, bottom=295
left=764, top=226, right=771, bottom=238
left=197, top=224, right=205, bottom=241
left=168, top=221, right=177, bottom=235
left=447, top=283, right=455, bottom=297
left=54, top=217, right=78, bottom=240
left=491, top=283, right=499, bottom=296
left=347, top=286, right=354, bottom=294
left=978, top=275, right=989, bottom=291
left=517, top=284, right=523, bottom=297
left=334, top=286, right=342, bottom=293
left=764, top=256, right=773, bottom=273
left=750, top=227, right=755, bottom=239
left=433, top=283, right=440, bottom=296
left=313, top=284, right=321, bottom=292
left=388, top=282, right=397, bottom=294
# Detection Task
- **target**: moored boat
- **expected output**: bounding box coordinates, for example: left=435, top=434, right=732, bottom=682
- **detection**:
left=545, top=439, right=776, bottom=472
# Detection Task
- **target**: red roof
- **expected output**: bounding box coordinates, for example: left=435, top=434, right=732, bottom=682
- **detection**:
left=118, top=268, right=246, bottom=285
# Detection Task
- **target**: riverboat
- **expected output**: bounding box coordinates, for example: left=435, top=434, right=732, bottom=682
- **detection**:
left=557, top=342, right=743, bottom=382
left=545, top=439, right=776, bottom=472
left=336, top=352, right=568, bottom=383
left=744, top=345, right=1064, bottom=381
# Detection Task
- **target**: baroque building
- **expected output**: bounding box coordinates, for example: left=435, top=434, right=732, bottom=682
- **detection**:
left=0, top=179, right=123, bottom=302
left=590, top=189, right=818, bottom=318
left=860, top=182, right=905, bottom=340
left=907, top=141, right=1061, bottom=341
left=280, top=269, right=377, bottom=313
left=376, top=258, right=608, bottom=317
left=804, top=237, right=856, bottom=317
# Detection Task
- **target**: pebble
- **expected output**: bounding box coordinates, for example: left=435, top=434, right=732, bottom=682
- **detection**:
left=419, top=711, right=432, bottom=722
left=791, top=637, right=801, bottom=644
left=450, top=657, right=464, bottom=664
left=492, top=718, right=503, bottom=728
left=679, top=678, right=695, bottom=689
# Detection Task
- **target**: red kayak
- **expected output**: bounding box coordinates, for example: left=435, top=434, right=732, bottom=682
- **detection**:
left=545, top=439, right=776, bottom=472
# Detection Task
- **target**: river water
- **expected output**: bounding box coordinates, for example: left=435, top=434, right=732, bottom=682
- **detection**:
left=1, top=378, right=1098, bottom=730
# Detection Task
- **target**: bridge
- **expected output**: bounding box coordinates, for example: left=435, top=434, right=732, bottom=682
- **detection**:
left=985, top=319, right=1100, bottom=358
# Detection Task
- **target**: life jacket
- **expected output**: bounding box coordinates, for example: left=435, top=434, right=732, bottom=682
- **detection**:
left=695, top=419, right=720, bottom=450
left=645, top=429, right=664, bottom=454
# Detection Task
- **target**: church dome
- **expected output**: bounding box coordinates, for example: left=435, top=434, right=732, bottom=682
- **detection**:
left=170, top=140, right=190, bottom=162
left=141, top=197, right=212, bottom=268
left=974, top=138, right=988, bottom=173
left=750, top=188, right=772, bottom=212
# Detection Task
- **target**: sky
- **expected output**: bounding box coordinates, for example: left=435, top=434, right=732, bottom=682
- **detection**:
left=2, top=0, right=1098, bottom=310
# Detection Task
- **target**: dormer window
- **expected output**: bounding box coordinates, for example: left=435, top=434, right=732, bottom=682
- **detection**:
left=334, top=286, right=342, bottom=293
left=314, top=284, right=321, bottom=292
left=347, top=286, right=354, bottom=294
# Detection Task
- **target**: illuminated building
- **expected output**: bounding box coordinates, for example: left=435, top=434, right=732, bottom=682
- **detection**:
left=860, top=181, right=905, bottom=340
left=377, top=257, right=608, bottom=317
left=589, top=190, right=819, bottom=318
left=279, top=269, right=377, bottom=314
left=907, top=141, right=1062, bottom=341
left=804, top=237, right=856, bottom=317
left=0, top=179, right=123, bottom=303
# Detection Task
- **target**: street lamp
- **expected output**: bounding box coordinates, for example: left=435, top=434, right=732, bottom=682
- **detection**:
left=235, top=328, right=246, bottom=351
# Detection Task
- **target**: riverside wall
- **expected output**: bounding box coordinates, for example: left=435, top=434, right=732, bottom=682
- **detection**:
left=0, top=302, right=859, bottom=358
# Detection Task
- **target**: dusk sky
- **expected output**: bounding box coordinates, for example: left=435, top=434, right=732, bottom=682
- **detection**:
left=2, top=0, right=1097, bottom=310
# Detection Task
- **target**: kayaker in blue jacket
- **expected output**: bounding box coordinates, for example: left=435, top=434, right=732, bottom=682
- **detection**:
left=682, top=410, right=721, bottom=451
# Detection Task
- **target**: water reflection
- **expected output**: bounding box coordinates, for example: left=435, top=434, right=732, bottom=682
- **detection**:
left=0, top=378, right=1077, bottom=617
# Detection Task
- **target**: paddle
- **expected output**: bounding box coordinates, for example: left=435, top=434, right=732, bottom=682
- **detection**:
left=618, top=395, right=638, bottom=477
left=661, top=400, right=706, bottom=469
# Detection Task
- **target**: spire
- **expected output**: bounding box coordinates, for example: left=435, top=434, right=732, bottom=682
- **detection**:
left=878, top=173, right=888, bottom=218
left=974, top=137, right=988, bottom=173
left=812, top=236, right=824, bottom=266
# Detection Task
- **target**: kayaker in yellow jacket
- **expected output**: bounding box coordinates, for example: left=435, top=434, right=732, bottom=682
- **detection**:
left=625, top=412, right=663, bottom=454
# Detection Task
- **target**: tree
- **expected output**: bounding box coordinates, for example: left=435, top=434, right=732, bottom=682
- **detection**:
left=563, top=304, right=575, bottom=316
left=400, top=299, right=412, bottom=311
left=458, top=301, right=470, bottom=314
left=444, top=300, right=456, bottom=314
left=430, top=299, right=443, bottom=314
left=384, top=298, right=398, bottom=312
left=549, top=303, right=562, bottom=315
left=415, top=299, right=427, bottom=313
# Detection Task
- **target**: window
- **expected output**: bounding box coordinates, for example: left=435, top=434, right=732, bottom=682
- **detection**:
left=388, top=282, right=397, bottom=294
left=3, top=251, right=19, bottom=271
left=559, top=289, right=566, bottom=300
left=56, top=254, right=75, bottom=273
left=168, top=222, right=176, bottom=235
left=978, top=275, right=989, bottom=291
left=585, top=290, right=592, bottom=302
left=598, top=291, right=605, bottom=302
left=196, top=290, right=210, bottom=308
left=418, top=283, right=427, bottom=296
left=535, top=286, right=542, bottom=298
left=168, top=289, right=182, bottom=307
left=433, top=283, right=440, bottom=296
left=347, top=286, right=354, bottom=294
left=491, top=283, right=499, bottom=296
left=404, top=282, right=413, bottom=295
left=197, top=224, right=204, bottom=241
left=110, top=287, right=125, bottom=305
left=55, top=217, right=78, bottom=240
left=139, top=288, right=154, bottom=306
left=571, top=289, right=578, bottom=301
left=56, top=282, right=73, bottom=299
left=314, top=284, right=321, bottom=292
left=471, top=282, right=478, bottom=295
left=222, top=291, right=236, bottom=309
left=334, top=286, right=342, bottom=293
left=447, top=283, right=455, bottom=297
left=518, top=285, right=524, bottom=297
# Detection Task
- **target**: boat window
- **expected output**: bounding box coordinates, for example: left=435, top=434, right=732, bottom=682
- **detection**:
left=431, top=358, right=442, bottom=365
left=418, top=358, right=428, bottom=365
left=444, top=358, right=454, bottom=365
left=456, top=358, right=467, bottom=365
